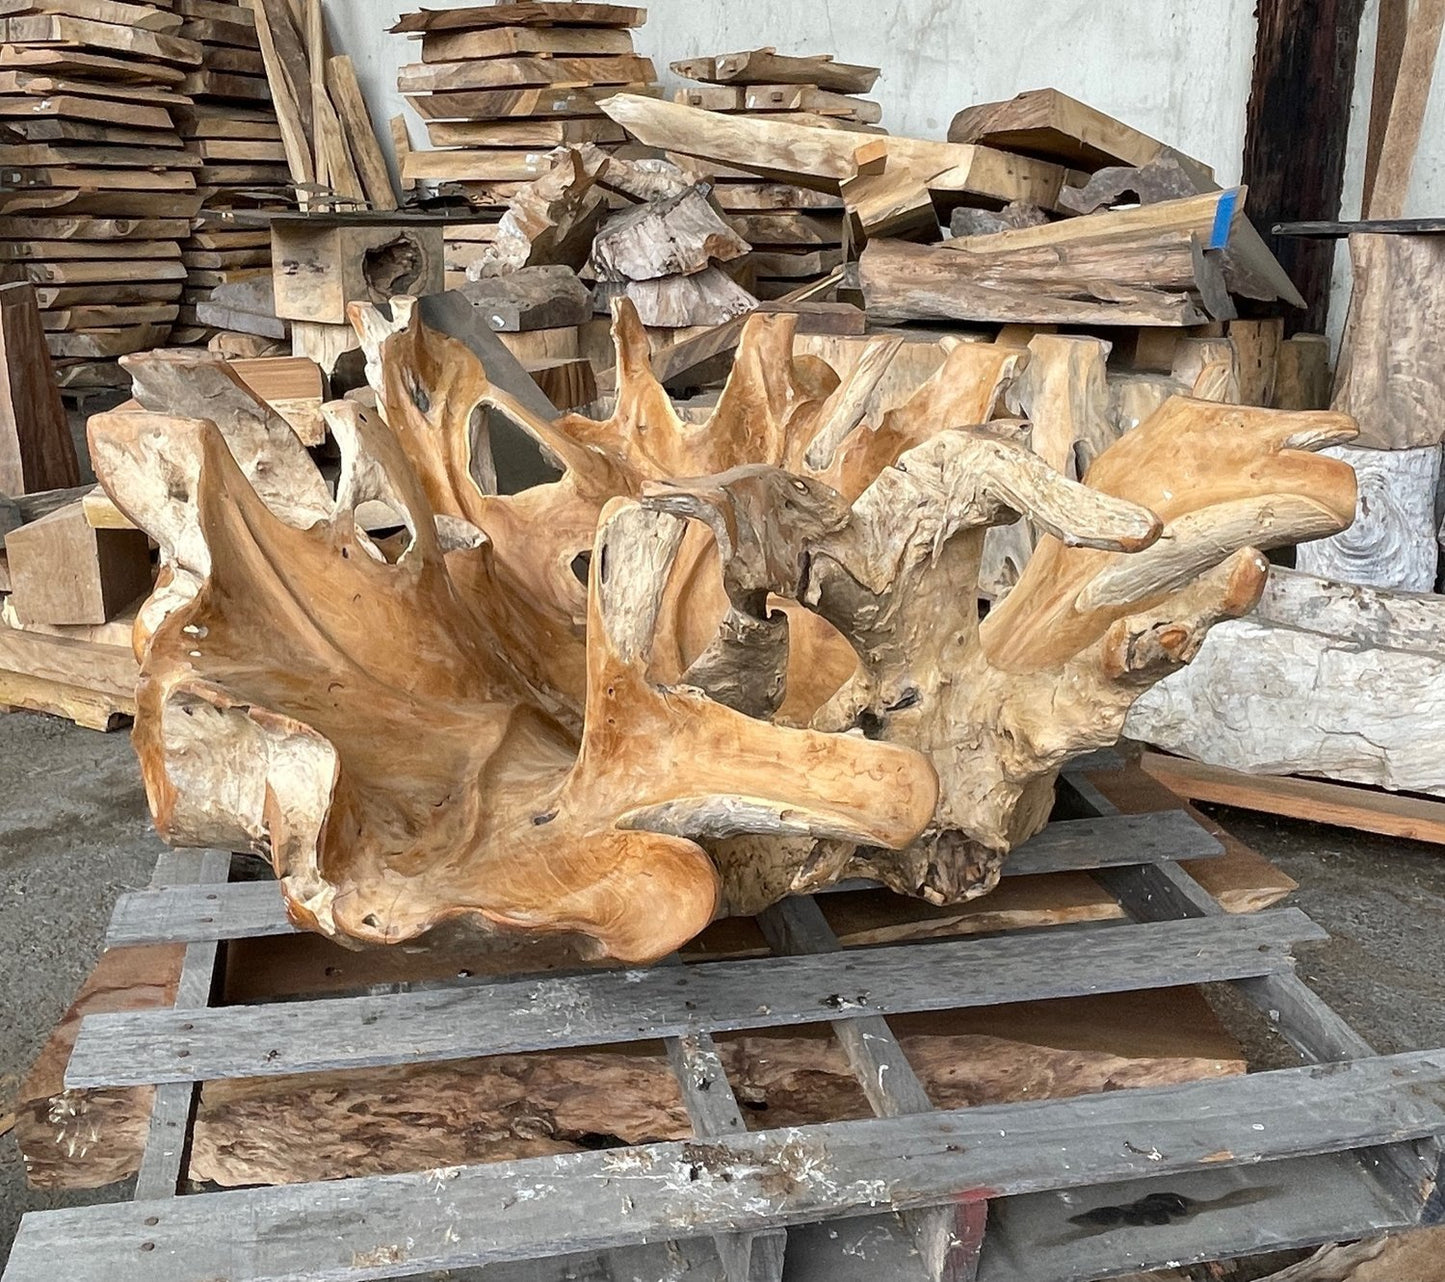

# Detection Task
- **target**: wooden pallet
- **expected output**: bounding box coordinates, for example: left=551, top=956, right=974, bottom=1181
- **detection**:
left=1141, top=751, right=1445, bottom=846
left=4, top=764, right=1443, bottom=1282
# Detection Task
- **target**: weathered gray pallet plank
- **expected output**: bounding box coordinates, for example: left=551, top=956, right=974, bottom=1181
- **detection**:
left=662, top=967, right=786, bottom=1282
left=1059, top=769, right=1444, bottom=1221
left=757, top=895, right=978, bottom=1282
left=13, top=1049, right=1445, bottom=1282
left=130, top=849, right=231, bottom=1202
left=66, top=910, right=1323, bottom=1089
left=977, top=1150, right=1412, bottom=1282
left=102, top=811, right=1220, bottom=949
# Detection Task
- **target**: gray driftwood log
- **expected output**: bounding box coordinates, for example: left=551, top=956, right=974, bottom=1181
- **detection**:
left=1126, top=568, right=1445, bottom=796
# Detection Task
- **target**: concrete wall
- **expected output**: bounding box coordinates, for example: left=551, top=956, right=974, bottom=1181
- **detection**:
left=330, top=0, right=1258, bottom=185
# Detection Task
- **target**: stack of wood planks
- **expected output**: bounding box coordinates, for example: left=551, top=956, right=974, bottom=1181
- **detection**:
left=170, top=0, right=288, bottom=345
left=391, top=1, right=656, bottom=221
left=0, top=0, right=207, bottom=390
left=670, top=47, right=881, bottom=299
left=0, top=281, right=140, bottom=727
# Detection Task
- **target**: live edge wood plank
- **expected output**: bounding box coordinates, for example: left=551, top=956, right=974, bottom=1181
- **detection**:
left=14, top=1049, right=1445, bottom=1282
left=398, top=54, right=656, bottom=93
left=390, top=4, right=647, bottom=33
left=67, top=910, right=1320, bottom=1088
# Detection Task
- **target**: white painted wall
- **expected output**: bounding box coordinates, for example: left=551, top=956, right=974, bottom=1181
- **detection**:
left=329, top=0, right=1258, bottom=186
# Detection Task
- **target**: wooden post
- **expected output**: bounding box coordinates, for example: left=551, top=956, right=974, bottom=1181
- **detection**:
left=1241, top=0, right=1367, bottom=333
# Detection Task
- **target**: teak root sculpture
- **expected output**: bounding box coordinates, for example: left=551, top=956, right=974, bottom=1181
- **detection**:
left=90, top=305, right=1358, bottom=962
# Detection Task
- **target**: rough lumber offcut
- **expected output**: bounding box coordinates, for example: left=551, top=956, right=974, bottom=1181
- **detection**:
left=671, top=48, right=880, bottom=95
left=588, top=186, right=749, bottom=282
left=390, top=4, right=647, bottom=33
left=0, top=281, right=78, bottom=493
left=600, top=93, right=1069, bottom=215
left=5, top=500, right=153, bottom=625
left=949, top=87, right=1216, bottom=191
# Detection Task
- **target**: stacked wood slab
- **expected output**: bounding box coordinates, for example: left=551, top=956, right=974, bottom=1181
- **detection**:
left=171, top=0, right=288, bottom=344
left=670, top=48, right=880, bottom=299
left=392, top=1, right=655, bottom=224
left=0, top=0, right=205, bottom=390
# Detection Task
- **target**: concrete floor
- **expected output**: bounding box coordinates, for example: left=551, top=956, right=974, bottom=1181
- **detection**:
left=2, top=710, right=1445, bottom=1271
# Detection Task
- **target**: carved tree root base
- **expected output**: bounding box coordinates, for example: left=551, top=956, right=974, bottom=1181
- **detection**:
left=88, top=301, right=1358, bottom=960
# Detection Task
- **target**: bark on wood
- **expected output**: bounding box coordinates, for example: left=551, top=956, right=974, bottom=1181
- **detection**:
left=90, top=298, right=1359, bottom=957
left=1126, top=567, right=1445, bottom=797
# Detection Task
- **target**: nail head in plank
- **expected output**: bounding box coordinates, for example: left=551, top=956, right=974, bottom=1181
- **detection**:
left=15, top=1049, right=1445, bottom=1282
left=66, top=910, right=1323, bottom=1089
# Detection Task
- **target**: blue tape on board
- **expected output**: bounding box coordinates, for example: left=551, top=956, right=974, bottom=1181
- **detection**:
left=1210, top=188, right=1239, bottom=250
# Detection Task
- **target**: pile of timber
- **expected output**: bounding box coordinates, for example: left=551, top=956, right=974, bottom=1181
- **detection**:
left=170, top=0, right=288, bottom=346
left=0, top=0, right=205, bottom=391
left=0, top=282, right=140, bottom=727
left=0, top=285, right=332, bottom=728
left=391, top=1, right=657, bottom=219
left=248, top=0, right=396, bottom=213
left=670, top=47, right=880, bottom=298
left=1126, top=4, right=1445, bottom=820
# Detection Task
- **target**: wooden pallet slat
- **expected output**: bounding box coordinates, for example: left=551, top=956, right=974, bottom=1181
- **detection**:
left=102, top=810, right=1224, bottom=948
left=66, top=911, right=1324, bottom=1089
left=13, top=1048, right=1445, bottom=1282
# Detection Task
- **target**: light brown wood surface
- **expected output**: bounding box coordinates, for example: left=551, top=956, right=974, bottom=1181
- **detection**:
left=1141, top=752, right=1445, bottom=845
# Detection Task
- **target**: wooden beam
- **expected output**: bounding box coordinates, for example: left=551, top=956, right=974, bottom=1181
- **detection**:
left=5, top=500, right=152, bottom=625
left=1364, top=0, right=1445, bottom=218
left=1241, top=0, right=1367, bottom=332
left=326, top=54, right=397, bottom=210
